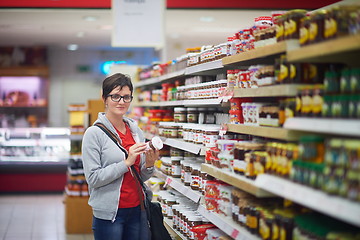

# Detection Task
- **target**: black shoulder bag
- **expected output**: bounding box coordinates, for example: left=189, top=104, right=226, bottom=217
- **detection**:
left=95, top=123, right=172, bottom=240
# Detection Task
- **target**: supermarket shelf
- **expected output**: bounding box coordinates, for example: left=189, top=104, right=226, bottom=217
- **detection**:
left=135, top=98, right=223, bottom=107
left=165, top=138, right=205, bottom=155
left=134, top=70, right=186, bottom=88
left=159, top=69, right=185, bottom=81
left=145, top=133, right=204, bottom=156
left=133, top=102, right=160, bottom=107
left=201, top=164, right=273, bottom=197
left=185, top=59, right=224, bottom=75
left=284, top=118, right=360, bottom=137
left=163, top=217, right=187, bottom=240
left=287, top=34, right=360, bottom=65
left=233, top=84, right=301, bottom=98
left=227, top=124, right=302, bottom=141
left=183, top=98, right=223, bottom=107
left=222, top=40, right=299, bottom=67
left=134, top=77, right=160, bottom=88
left=165, top=176, right=202, bottom=203
left=198, top=205, right=261, bottom=240
left=255, top=174, right=360, bottom=227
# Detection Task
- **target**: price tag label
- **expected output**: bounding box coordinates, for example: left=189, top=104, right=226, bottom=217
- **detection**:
left=231, top=229, right=239, bottom=239
left=221, top=89, right=234, bottom=102
left=164, top=177, right=172, bottom=188
left=219, top=124, right=228, bottom=136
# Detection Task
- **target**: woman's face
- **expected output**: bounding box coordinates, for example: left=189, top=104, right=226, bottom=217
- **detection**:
left=105, top=86, right=132, bottom=117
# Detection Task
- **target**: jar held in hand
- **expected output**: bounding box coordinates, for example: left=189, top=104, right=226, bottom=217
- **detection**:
left=146, top=136, right=164, bottom=150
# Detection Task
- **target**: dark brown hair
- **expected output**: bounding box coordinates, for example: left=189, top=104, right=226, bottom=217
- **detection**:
left=102, top=73, right=133, bottom=99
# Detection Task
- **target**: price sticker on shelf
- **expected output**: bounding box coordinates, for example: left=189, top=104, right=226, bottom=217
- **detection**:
left=164, top=177, right=172, bottom=188
left=220, top=89, right=234, bottom=103
left=231, top=229, right=239, bottom=239
left=219, top=124, right=228, bottom=136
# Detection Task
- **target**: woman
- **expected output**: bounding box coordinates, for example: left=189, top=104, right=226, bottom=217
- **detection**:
left=82, top=73, right=158, bottom=240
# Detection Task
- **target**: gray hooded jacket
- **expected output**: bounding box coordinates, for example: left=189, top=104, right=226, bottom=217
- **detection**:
left=81, top=112, right=154, bottom=221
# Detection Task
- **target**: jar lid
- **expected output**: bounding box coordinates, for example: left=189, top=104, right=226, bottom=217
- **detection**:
left=151, top=136, right=163, bottom=150
left=174, top=107, right=187, bottom=111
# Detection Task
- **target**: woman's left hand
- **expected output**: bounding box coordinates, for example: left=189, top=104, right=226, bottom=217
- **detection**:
left=145, top=148, right=159, bottom=168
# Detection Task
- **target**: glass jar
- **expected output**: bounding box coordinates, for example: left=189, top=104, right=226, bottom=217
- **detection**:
left=187, top=108, right=199, bottom=123
left=171, top=156, right=182, bottom=178
left=286, top=9, right=307, bottom=39
left=190, top=164, right=201, bottom=191
left=299, top=135, right=325, bottom=163
left=174, top=107, right=187, bottom=123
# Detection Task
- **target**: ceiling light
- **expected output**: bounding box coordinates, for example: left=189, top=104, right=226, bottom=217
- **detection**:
left=67, top=44, right=78, bottom=51
left=83, top=16, right=98, bottom=21
left=200, top=16, right=215, bottom=22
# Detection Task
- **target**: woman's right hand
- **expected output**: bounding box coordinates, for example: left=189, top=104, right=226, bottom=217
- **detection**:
left=124, top=142, right=147, bottom=167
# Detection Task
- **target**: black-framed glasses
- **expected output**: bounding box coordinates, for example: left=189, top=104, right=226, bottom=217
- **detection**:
left=107, top=94, right=133, bottom=103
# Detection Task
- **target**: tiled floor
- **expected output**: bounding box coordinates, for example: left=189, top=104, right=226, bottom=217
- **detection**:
left=0, top=194, right=93, bottom=240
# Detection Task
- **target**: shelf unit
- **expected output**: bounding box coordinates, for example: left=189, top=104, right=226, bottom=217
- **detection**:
left=232, top=84, right=301, bottom=98
left=135, top=98, right=223, bottom=108
left=134, top=69, right=185, bottom=88
left=198, top=205, right=261, bottom=240
left=154, top=168, right=202, bottom=203
left=201, top=164, right=273, bottom=197
left=287, top=34, right=360, bottom=66
left=222, top=40, right=298, bottom=67
left=136, top=28, right=360, bottom=239
left=145, top=133, right=206, bottom=155
left=255, top=174, right=360, bottom=227
left=284, top=117, right=360, bottom=137
left=164, top=176, right=202, bottom=203
left=227, top=124, right=302, bottom=141
left=185, top=59, right=224, bottom=75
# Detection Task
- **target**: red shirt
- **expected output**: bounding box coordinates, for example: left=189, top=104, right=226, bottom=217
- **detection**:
left=115, top=124, right=142, bottom=208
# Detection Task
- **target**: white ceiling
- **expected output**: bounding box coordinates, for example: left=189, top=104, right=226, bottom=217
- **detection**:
left=0, top=8, right=274, bottom=59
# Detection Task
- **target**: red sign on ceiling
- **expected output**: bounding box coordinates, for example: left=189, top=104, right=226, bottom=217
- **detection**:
left=0, top=0, right=340, bottom=10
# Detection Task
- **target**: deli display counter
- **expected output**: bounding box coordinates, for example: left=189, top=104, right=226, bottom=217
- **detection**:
left=0, top=127, right=70, bottom=192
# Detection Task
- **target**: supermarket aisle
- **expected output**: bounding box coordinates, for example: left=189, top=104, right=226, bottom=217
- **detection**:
left=0, top=194, right=93, bottom=240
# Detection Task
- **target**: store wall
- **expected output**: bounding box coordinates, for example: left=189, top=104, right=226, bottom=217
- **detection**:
left=47, top=47, right=157, bottom=127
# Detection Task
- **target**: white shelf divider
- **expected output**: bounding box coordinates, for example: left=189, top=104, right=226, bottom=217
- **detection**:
left=165, top=177, right=202, bottom=203
left=284, top=117, right=360, bottom=137
left=255, top=174, right=360, bottom=227
left=198, top=205, right=261, bottom=240
left=134, top=77, right=160, bottom=88
left=185, top=59, right=223, bottom=75
left=164, top=138, right=204, bottom=155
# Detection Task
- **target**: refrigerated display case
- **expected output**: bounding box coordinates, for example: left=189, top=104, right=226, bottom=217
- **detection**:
left=0, top=127, right=70, bottom=192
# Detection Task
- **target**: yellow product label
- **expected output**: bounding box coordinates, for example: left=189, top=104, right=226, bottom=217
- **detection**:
left=276, top=25, right=284, bottom=39
left=254, top=161, right=265, bottom=175
left=288, top=19, right=296, bottom=36
left=296, top=96, right=301, bottom=112
left=284, top=21, right=289, bottom=37
left=312, top=95, right=323, bottom=114
left=248, top=215, right=257, bottom=229
left=290, top=64, right=296, bottom=80
left=299, top=27, right=309, bottom=45
left=309, top=22, right=318, bottom=41
left=280, top=227, right=286, bottom=240
left=260, top=219, right=270, bottom=239
left=309, top=64, right=317, bottom=80
left=279, top=64, right=289, bottom=82
left=285, top=107, right=294, bottom=119
left=272, top=224, right=279, bottom=240
left=325, top=18, right=337, bottom=38
left=301, top=95, right=312, bottom=114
